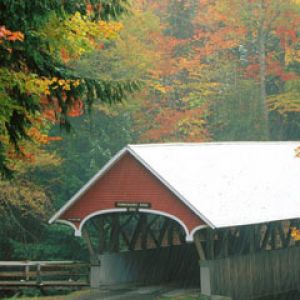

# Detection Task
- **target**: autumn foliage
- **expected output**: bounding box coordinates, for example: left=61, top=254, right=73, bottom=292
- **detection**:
left=131, top=0, right=300, bottom=142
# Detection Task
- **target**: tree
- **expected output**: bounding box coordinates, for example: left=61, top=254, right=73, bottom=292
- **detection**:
left=0, top=4, right=157, bottom=260
left=188, top=0, right=300, bottom=141
left=131, top=0, right=211, bottom=142
left=209, top=0, right=300, bottom=139
left=0, top=0, right=138, bottom=178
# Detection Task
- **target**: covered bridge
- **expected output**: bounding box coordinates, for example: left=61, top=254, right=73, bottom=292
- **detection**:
left=50, top=142, right=300, bottom=299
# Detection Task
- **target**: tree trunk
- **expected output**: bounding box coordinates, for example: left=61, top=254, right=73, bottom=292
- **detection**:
left=257, top=0, right=270, bottom=140
left=258, top=33, right=269, bottom=140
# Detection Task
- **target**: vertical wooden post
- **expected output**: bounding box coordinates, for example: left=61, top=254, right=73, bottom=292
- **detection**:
left=222, top=229, right=229, bottom=257
left=141, top=214, right=148, bottom=250
left=270, top=223, right=277, bottom=250
left=158, top=219, right=169, bottom=247
left=98, top=217, right=105, bottom=254
left=194, top=231, right=206, bottom=261
left=25, top=264, right=30, bottom=281
left=206, top=229, right=214, bottom=259
left=168, top=223, right=174, bottom=246
left=110, top=214, right=120, bottom=252
left=129, top=214, right=146, bottom=251
left=84, top=223, right=102, bottom=289
left=249, top=226, right=255, bottom=253
left=277, top=222, right=287, bottom=249
left=261, top=223, right=271, bottom=250
left=82, top=227, right=98, bottom=265
left=255, top=224, right=262, bottom=251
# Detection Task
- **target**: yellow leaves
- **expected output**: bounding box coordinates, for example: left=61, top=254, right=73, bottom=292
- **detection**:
left=285, top=47, right=300, bottom=65
left=13, top=75, right=80, bottom=97
left=152, top=83, right=169, bottom=94
left=67, top=12, right=123, bottom=43
left=268, top=93, right=300, bottom=114
left=98, top=20, right=124, bottom=39
left=58, top=79, right=65, bottom=86
left=291, top=227, right=300, bottom=240
left=39, top=12, right=123, bottom=62
left=46, top=77, right=81, bottom=93
left=0, top=68, right=51, bottom=97
left=0, top=179, right=48, bottom=217
left=267, top=79, right=300, bottom=115
left=73, top=79, right=80, bottom=87
left=295, top=147, right=300, bottom=158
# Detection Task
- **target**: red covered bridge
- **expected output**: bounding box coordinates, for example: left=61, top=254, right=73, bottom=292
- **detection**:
left=50, top=142, right=300, bottom=300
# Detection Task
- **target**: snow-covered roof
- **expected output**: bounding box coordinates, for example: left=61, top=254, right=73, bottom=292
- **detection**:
left=50, top=142, right=300, bottom=229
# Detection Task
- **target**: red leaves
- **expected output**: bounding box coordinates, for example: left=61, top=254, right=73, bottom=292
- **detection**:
left=67, top=99, right=84, bottom=117
left=40, top=95, right=84, bottom=121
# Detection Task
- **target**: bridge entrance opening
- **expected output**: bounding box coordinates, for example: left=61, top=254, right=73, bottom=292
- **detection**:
left=82, top=212, right=199, bottom=287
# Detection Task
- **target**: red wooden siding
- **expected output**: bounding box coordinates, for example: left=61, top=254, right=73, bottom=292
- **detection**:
left=61, top=152, right=205, bottom=233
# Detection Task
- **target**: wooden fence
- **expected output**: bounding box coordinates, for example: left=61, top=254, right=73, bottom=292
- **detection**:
left=201, top=247, right=300, bottom=300
left=0, top=261, right=89, bottom=288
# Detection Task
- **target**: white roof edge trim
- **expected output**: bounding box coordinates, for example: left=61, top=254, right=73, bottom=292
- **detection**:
left=128, top=141, right=300, bottom=147
left=127, top=146, right=216, bottom=229
left=48, top=147, right=129, bottom=224
left=214, top=216, right=300, bottom=229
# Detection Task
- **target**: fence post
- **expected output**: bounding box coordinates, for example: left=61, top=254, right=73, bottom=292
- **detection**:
left=25, top=263, right=30, bottom=281
left=36, top=263, right=42, bottom=285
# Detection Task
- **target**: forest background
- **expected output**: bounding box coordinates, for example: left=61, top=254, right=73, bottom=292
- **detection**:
left=0, top=0, right=300, bottom=261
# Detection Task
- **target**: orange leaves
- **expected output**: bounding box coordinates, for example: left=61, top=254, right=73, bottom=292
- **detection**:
left=61, top=48, right=70, bottom=63
left=0, top=26, right=24, bottom=42
left=27, top=127, right=62, bottom=144
left=7, top=147, right=35, bottom=163
left=0, top=26, right=24, bottom=54
left=86, top=2, right=94, bottom=15
left=142, top=106, right=209, bottom=142
left=27, top=127, right=49, bottom=145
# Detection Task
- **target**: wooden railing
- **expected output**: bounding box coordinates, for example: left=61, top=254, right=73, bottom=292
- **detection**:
left=0, top=261, right=89, bottom=287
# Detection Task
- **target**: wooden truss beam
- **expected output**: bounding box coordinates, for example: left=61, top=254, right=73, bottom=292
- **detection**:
left=194, top=220, right=299, bottom=261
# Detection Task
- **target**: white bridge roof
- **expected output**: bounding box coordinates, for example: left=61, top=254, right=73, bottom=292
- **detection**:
left=50, top=142, right=300, bottom=229
left=128, top=142, right=300, bottom=228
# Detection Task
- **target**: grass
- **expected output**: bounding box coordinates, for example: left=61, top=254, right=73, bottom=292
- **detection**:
left=159, top=297, right=205, bottom=300
left=4, top=289, right=222, bottom=300
left=5, top=292, right=207, bottom=300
